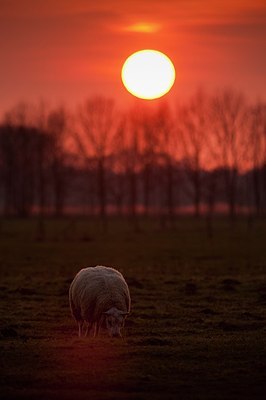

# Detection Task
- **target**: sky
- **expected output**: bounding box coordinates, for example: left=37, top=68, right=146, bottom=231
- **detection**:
left=0, top=0, right=265, bottom=113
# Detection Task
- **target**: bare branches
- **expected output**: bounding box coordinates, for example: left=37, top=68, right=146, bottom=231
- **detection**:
left=176, top=90, right=210, bottom=217
left=0, top=91, right=266, bottom=224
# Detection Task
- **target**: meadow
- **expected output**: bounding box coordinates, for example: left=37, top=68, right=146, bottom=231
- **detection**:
left=0, top=217, right=266, bottom=400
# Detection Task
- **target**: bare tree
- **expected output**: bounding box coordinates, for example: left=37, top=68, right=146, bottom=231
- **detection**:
left=124, top=107, right=142, bottom=231
left=33, top=102, right=55, bottom=239
left=154, top=102, right=177, bottom=228
left=0, top=124, right=16, bottom=215
left=123, top=106, right=160, bottom=220
left=1, top=102, right=47, bottom=218
left=2, top=101, right=56, bottom=238
left=74, top=96, right=118, bottom=230
left=209, top=89, right=248, bottom=222
left=107, top=117, right=127, bottom=216
left=247, top=102, right=266, bottom=216
left=0, top=123, right=36, bottom=216
left=177, top=90, right=210, bottom=218
left=140, top=108, right=161, bottom=218
left=47, top=106, right=70, bottom=217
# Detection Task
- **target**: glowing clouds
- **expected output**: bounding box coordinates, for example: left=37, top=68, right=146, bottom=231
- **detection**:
left=123, top=22, right=161, bottom=33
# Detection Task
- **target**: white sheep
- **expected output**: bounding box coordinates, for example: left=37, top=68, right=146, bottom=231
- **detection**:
left=69, top=265, right=131, bottom=338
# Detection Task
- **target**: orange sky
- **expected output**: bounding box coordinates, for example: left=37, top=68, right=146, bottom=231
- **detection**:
left=0, top=0, right=265, bottom=113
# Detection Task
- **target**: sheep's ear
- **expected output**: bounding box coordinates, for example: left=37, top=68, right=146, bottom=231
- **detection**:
left=119, top=311, right=130, bottom=316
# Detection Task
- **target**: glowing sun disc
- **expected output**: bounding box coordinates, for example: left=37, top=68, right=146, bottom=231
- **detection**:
left=121, top=49, right=175, bottom=100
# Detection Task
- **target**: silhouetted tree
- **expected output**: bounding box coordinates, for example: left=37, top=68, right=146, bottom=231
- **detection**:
left=47, top=106, right=70, bottom=216
left=210, top=89, right=248, bottom=222
left=248, top=102, right=266, bottom=216
left=155, top=102, right=177, bottom=228
left=177, top=90, right=209, bottom=218
left=1, top=102, right=51, bottom=220
left=0, top=124, right=36, bottom=216
left=124, top=108, right=142, bottom=231
left=107, top=117, right=127, bottom=216
left=1, top=90, right=265, bottom=225
left=140, top=108, right=161, bottom=218
left=75, top=96, right=118, bottom=230
left=204, top=168, right=220, bottom=237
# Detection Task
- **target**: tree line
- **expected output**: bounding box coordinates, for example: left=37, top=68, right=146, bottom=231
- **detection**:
left=0, top=90, right=265, bottom=229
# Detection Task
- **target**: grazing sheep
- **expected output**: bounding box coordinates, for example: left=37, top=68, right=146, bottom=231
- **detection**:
left=69, top=265, right=130, bottom=338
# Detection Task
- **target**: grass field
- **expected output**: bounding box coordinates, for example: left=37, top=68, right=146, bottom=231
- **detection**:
left=0, top=217, right=266, bottom=400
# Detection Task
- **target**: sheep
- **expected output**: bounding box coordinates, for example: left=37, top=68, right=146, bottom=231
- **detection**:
left=69, top=265, right=131, bottom=338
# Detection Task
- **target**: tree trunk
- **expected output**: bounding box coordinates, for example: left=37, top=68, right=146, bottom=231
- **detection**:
left=97, top=158, right=107, bottom=231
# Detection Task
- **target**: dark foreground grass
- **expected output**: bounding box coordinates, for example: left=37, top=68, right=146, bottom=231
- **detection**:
left=0, top=217, right=266, bottom=400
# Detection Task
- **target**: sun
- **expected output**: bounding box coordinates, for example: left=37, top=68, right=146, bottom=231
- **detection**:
left=121, top=49, right=175, bottom=100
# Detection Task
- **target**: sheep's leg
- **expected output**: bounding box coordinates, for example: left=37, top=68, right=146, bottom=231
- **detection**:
left=78, top=321, right=83, bottom=337
left=93, top=322, right=101, bottom=337
left=84, top=322, right=93, bottom=337
left=94, top=315, right=103, bottom=337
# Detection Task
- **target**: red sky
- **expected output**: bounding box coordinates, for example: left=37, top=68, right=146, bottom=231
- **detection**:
left=0, top=0, right=265, bottom=113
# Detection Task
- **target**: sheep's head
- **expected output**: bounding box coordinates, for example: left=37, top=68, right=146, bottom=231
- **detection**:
left=103, top=307, right=129, bottom=338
